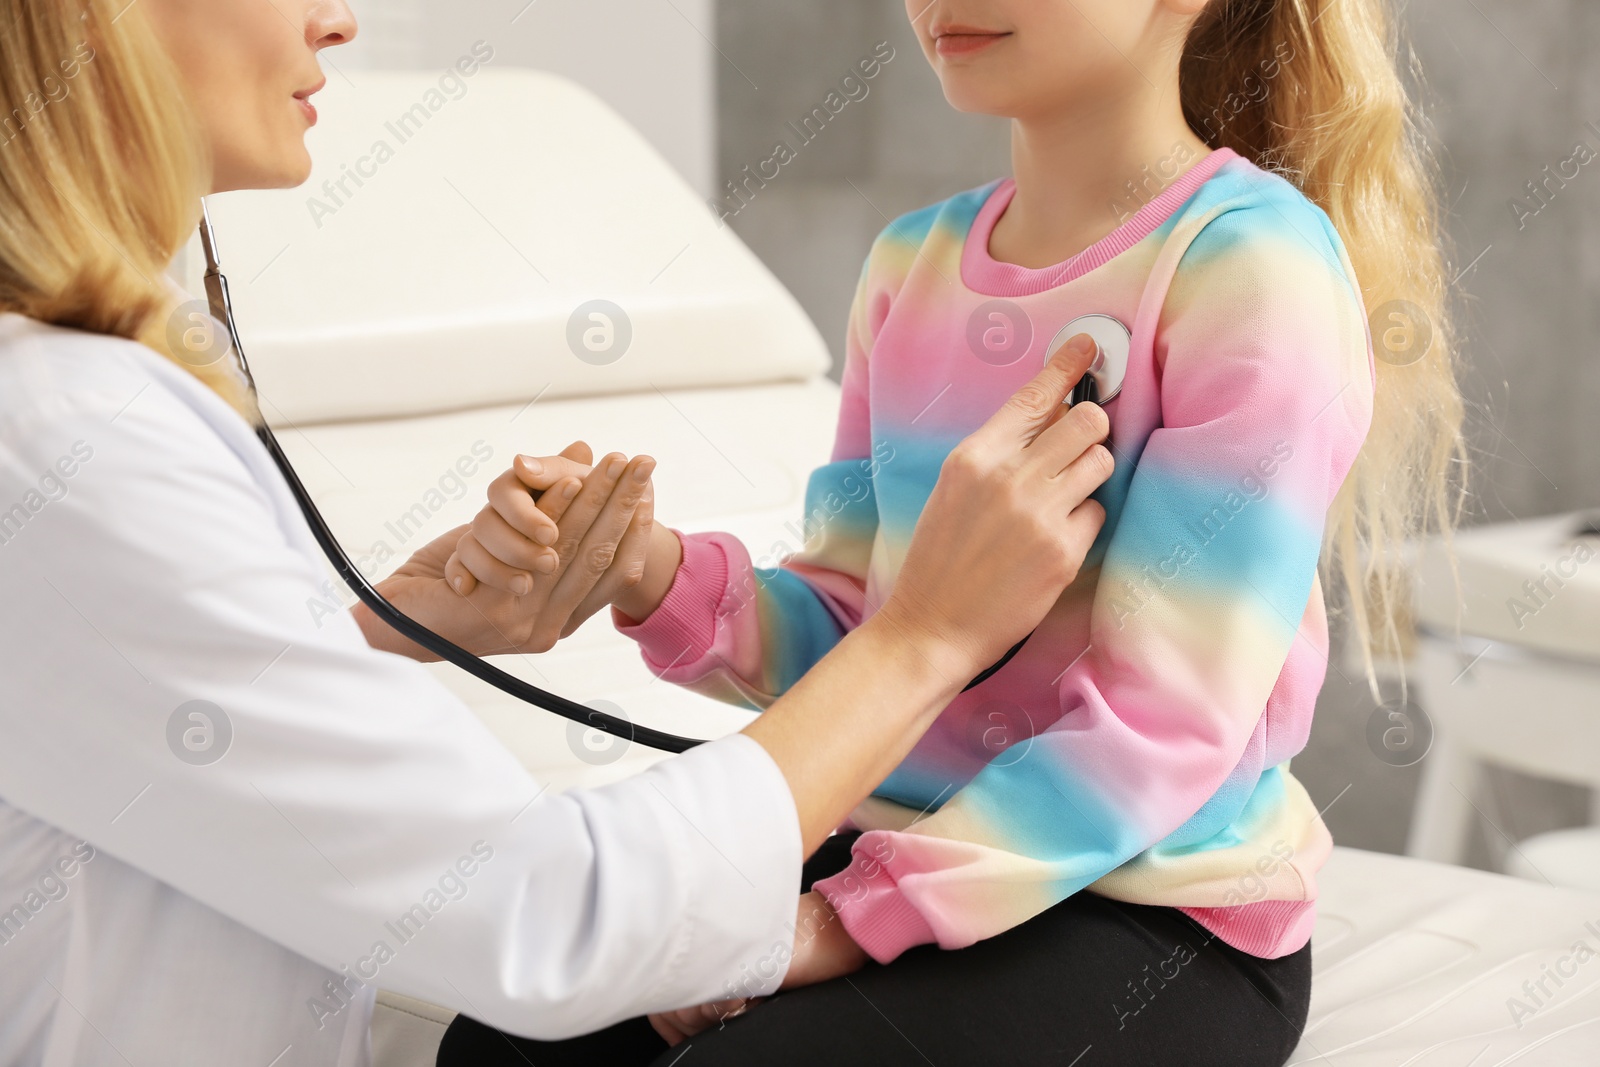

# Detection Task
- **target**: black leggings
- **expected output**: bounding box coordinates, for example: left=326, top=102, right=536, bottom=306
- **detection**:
left=438, top=833, right=1312, bottom=1067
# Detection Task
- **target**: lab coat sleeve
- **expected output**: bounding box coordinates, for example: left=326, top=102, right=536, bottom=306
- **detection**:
left=811, top=199, right=1376, bottom=962
left=0, top=343, right=801, bottom=1039
left=616, top=256, right=885, bottom=708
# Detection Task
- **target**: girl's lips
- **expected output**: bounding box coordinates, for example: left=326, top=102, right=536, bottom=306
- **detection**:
left=934, top=31, right=1011, bottom=57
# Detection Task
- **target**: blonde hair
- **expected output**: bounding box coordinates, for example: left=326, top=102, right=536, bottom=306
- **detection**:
left=0, top=0, right=258, bottom=420
left=1181, top=0, right=1468, bottom=696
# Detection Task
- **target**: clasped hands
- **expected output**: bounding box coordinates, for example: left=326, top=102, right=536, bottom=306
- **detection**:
left=361, top=440, right=680, bottom=660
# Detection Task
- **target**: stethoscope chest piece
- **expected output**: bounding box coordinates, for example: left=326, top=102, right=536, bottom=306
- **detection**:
left=1047, top=314, right=1130, bottom=405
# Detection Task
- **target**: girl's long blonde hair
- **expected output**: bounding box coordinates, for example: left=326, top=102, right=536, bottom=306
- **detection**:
left=0, top=0, right=257, bottom=419
left=1181, top=0, right=1468, bottom=695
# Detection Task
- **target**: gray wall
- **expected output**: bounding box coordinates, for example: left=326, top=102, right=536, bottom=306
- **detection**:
left=714, top=0, right=1598, bottom=864
left=339, top=0, right=719, bottom=196
left=714, top=2, right=1008, bottom=380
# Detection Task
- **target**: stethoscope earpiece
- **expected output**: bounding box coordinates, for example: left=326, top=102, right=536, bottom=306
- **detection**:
left=1047, top=314, right=1130, bottom=406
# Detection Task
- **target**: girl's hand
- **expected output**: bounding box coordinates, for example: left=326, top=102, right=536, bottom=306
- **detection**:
left=781, top=890, right=869, bottom=989
left=876, top=333, right=1113, bottom=678
left=646, top=996, right=760, bottom=1048
left=643, top=891, right=868, bottom=1047
left=609, top=523, right=682, bottom=624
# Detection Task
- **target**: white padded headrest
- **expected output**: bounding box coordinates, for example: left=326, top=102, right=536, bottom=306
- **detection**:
left=194, top=68, right=829, bottom=426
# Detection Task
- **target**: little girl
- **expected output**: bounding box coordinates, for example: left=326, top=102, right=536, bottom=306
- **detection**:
left=447, top=0, right=1464, bottom=1062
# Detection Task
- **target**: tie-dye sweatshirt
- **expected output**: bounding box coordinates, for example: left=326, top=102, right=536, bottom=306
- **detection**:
left=617, top=147, right=1375, bottom=964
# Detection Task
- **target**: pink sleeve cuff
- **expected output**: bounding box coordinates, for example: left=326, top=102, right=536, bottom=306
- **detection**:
left=1177, top=899, right=1317, bottom=959
left=613, top=530, right=729, bottom=674
left=811, top=842, right=939, bottom=964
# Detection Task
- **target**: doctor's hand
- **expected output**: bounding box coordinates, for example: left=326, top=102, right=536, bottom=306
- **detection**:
left=875, top=333, right=1112, bottom=676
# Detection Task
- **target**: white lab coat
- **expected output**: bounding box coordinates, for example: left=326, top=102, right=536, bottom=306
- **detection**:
left=0, top=314, right=801, bottom=1066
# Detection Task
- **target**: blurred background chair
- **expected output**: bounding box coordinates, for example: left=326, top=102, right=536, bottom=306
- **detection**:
left=1407, top=512, right=1600, bottom=891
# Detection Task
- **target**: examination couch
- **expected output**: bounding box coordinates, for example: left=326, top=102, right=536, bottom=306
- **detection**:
left=191, top=69, right=1600, bottom=1065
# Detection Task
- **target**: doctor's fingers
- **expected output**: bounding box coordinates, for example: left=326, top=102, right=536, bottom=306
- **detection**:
left=1058, top=497, right=1108, bottom=576
left=510, top=443, right=594, bottom=493
left=1023, top=400, right=1113, bottom=483
left=473, top=502, right=564, bottom=576
left=967, top=332, right=1097, bottom=461
left=1047, top=443, right=1116, bottom=523
left=443, top=448, right=594, bottom=595
left=482, top=468, right=566, bottom=547
left=449, top=529, right=545, bottom=597
left=445, top=478, right=582, bottom=596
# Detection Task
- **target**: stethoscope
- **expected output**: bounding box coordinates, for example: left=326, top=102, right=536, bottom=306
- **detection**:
left=1053, top=315, right=1129, bottom=407
left=196, top=205, right=1127, bottom=754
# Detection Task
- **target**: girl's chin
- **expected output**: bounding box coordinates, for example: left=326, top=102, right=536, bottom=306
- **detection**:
left=938, top=85, right=1023, bottom=118
left=932, top=69, right=1028, bottom=111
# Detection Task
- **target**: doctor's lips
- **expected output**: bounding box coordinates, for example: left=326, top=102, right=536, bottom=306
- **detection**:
left=294, top=78, right=325, bottom=125
left=932, top=24, right=1012, bottom=57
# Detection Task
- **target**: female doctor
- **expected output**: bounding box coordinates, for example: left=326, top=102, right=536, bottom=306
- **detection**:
left=0, top=0, right=1113, bottom=1063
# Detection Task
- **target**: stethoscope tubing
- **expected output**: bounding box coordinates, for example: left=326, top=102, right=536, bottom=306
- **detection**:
left=200, top=207, right=696, bottom=752
left=255, top=419, right=701, bottom=751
